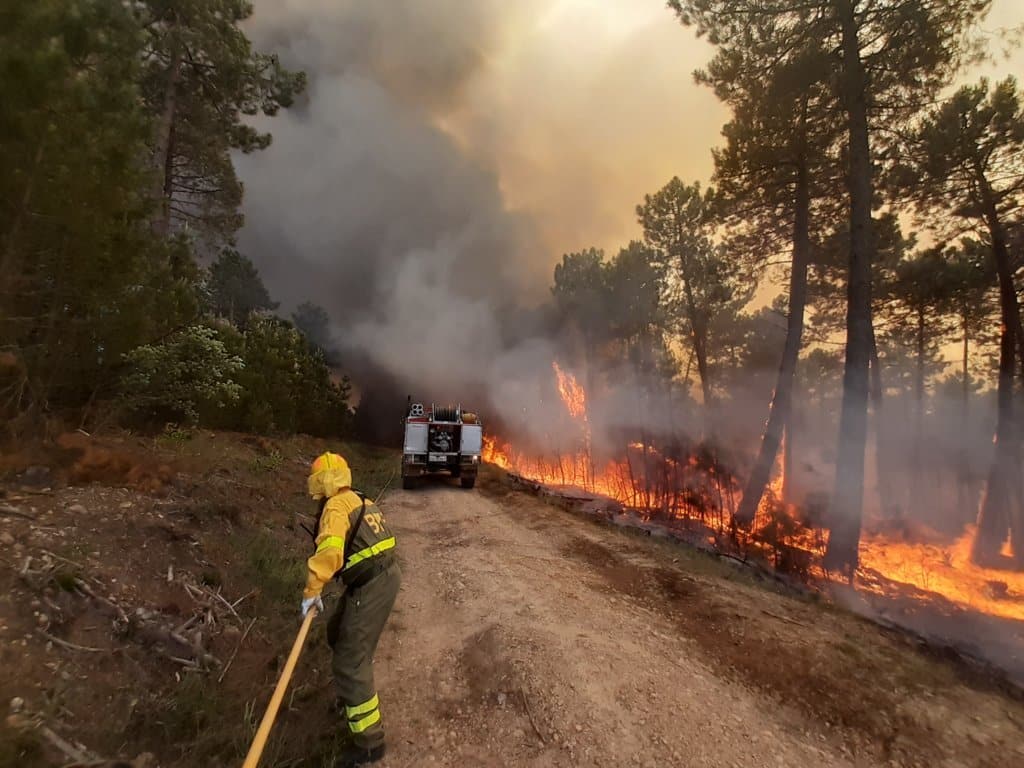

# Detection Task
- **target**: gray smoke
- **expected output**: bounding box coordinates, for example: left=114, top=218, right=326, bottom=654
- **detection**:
left=233, top=0, right=729, bottom=442
left=236, top=0, right=556, bottom=419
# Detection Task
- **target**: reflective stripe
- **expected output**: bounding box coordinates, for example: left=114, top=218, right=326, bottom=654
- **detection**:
left=344, top=537, right=396, bottom=570
left=316, top=535, right=344, bottom=554
left=348, top=708, right=381, bottom=734
left=345, top=694, right=379, bottom=718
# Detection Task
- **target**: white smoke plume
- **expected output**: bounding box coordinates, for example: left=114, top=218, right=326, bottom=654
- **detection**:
left=234, top=0, right=719, bottom=437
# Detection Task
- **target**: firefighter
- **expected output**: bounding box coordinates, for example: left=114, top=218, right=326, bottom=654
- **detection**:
left=302, top=452, right=400, bottom=767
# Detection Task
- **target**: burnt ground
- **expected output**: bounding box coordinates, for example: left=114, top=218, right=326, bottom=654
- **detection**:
left=1, top=432, right=1023, bottom=767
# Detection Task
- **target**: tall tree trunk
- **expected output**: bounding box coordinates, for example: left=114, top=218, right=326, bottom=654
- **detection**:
left=972, top=170, right=1022, bottom=566
left=868, top=327, right=899, bottom=519
left=151, top=40, right=183, bottom=238
left=682, top=279, right=714, bottom=409
left=693, top=324, right=713, bottom=408
left=962, top=309, right=970, bottom=405
left=825, top=0, right=875, bottom=578
left=910, top=305, right=926, bottom=517
left=1015, top=309, right=1024, bottom=389
left=974, top=280, right=1017, bottom=565
left=958, top=307, right=976, bottom=517
left=735, top=145, right=811, bottom=525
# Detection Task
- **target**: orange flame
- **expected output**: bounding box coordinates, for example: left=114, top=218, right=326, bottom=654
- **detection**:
left=858, top=529, right=1024, bottom=621
left=483, top=361, right=1024, bottom=622
left=553, top=361, right=588, bottom=420
left=484, top=362, right=738, bottom=529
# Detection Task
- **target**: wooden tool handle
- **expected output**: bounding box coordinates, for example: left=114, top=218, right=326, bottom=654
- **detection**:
left=241, top=606, right=317, bottom=768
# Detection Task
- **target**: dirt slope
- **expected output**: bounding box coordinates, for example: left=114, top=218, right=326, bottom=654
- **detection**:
left=1, top=433, right=1022, bottom=768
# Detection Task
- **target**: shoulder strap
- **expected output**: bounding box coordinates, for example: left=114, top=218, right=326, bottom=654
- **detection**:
left=343, top=491, right=369, bottom=560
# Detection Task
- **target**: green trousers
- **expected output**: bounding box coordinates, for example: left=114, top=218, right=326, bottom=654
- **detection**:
left=326, top=559, right=401, bottom=748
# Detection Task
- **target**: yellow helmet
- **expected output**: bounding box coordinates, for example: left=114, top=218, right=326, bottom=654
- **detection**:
left=308, top=451, right=352, bottom=499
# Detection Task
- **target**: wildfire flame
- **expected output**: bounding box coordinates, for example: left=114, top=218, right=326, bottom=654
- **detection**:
left=859, top=530, right=1024, bottom=621
left=553, top=361, right=588, bottom=420
left=483, top=361, right=1024, bottom=622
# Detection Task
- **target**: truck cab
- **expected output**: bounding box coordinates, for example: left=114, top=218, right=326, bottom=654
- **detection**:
left=402, top=402, right=482, bottom=489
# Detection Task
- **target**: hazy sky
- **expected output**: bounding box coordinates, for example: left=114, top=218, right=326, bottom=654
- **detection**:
left=236, top=0, right=1023, bottom=400
left=437, top=1, right=721, bottom=259
left=243, top=1, right=1023, bottom=276
left=439, top=0, right=1024, bottom=260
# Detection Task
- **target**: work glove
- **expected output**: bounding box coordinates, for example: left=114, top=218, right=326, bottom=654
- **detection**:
left=301, top=595, right=323, bottom=618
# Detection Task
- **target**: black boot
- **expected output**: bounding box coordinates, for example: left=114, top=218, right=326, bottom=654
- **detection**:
left=335, top=742, right=386, bottom=768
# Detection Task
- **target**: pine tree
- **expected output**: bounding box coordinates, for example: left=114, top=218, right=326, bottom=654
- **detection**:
left=293, top=302, right=339, bottom=365
left=697, top=32, right=843, bottom=524
left=891, top=78, right=1024, bottom=566
left=0, top=0, right=196, bottom=426
left=637, top=178, right=752, bottom=408
left=206, top=250, right=279, bottom=326
left=137, top=1, right=305, bottom=241
left=672, top=0, right=992, bottom=575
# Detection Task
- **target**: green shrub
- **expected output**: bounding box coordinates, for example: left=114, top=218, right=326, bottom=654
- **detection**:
left=203, top=316, right=352, bottom=436
left=120, top=325, right=243, bottom=424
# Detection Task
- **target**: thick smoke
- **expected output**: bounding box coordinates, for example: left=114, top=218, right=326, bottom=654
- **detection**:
left=234, top=0, right=718, bottom=441
left=237, top=1, right=551, bottom=410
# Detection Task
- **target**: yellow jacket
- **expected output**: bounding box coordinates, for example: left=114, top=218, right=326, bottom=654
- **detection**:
left=304, top=489, right=364, bottom=598
left=304, top=457, right=395, bottom=598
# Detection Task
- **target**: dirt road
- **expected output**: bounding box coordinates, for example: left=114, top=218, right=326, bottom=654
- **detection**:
left=366, top=478, right=1022, bottom=768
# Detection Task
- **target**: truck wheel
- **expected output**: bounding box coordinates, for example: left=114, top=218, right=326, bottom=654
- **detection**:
left=460, top=475, right=476, bottom=489
left=402, top=476, right=416, bottom=490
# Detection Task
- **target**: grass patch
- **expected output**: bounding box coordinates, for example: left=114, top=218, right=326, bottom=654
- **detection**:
left=0, top=725, right=44, bottom=768
left=243, top=529, right=306, bottom=609
left=132, top=677, right=242, bottom=765
left=163, top=677, right=231, bottom=743
left=251, top=450, right=284, bottom=473
left=157, top=424, right=194, bottom=446
left=52, top=569, right=79, bottom=592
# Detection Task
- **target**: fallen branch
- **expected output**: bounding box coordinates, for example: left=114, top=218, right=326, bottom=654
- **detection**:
left=520, top=687, right=547, bottom=745
left=62, top=756, right=155, bottom=768
left=209, top=587, right=241, bottom=621
left=38, top=724, right=97, bottom=765
left=231, top=589, right=256, bottom=609
left=717, top=552, right=750, bottom=566
left=75, top=578, right=220, bottom=669
left=4, top=488, right=53, bottom=497
left=37, top=630, right=103, bottom=654
left=42, top=594, right=65, bottom=620
left=218, top=617, right=257, bottom=683
left=760, top=609, right=809, bottom=628
left=0, top=504, right=36, bottom=521
left=169, top=628, right=221, bottom=669
left=40, top=549, right=91, bottom=571
left=73, top=579, right=129, bottom=626
left=166, top=655, right=201, bottom=669
left=173, top=613, right=202, bottom=636
left=182, top=582, right=207, bottom=602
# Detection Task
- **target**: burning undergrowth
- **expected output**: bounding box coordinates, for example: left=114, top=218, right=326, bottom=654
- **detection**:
left=484, top=362, right=1024, bottom=636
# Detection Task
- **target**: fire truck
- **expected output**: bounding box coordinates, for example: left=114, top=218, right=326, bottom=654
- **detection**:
left=401, top=401, right=483, bottom=490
